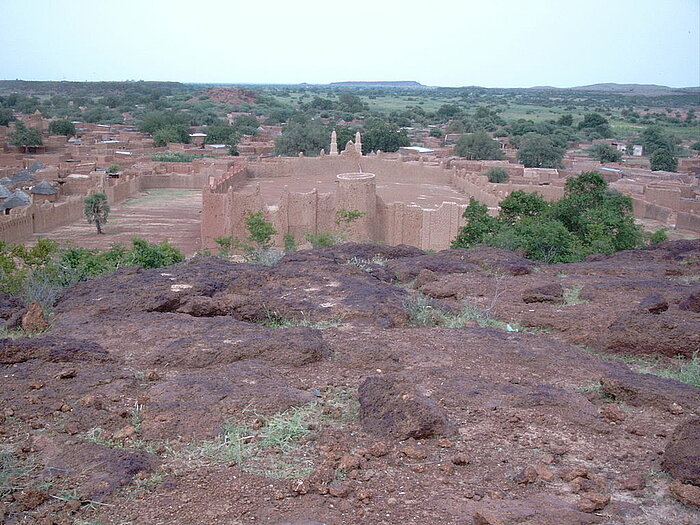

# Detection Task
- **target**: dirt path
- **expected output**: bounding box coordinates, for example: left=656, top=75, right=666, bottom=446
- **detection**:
left=32, top=189, right=203, bottom=255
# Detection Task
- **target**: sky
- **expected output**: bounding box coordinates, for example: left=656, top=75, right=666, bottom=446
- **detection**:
left=1, top=0, right=698, bottom=88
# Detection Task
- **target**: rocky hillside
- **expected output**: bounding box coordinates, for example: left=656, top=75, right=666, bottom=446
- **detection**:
left=1, top=241, right=699, bottom=524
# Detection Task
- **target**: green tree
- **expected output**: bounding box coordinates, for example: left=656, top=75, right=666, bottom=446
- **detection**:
left=490, top=217, right=580, bottom=264
left=232, top=114, right=260, bottom=135
left=557, top=114, right=573, bottom=126
left=640, top=126, right=673, bottom=156
left=577, top=113, right=612, bottom=138
left=650, top=148, right=677, bottom=172
left=451, top=198, right=499, bottom=248
left=245, top=211, right=277, bottom=249
left=274, top=116, right=327, bottom=156
left=153, top=126, right=190, bottom=147
left=0, top=108, right=15, bottom=127
left=8, top=122, right=43, bottom=151
left=691, top=141, right=700, bottom=151
left=485, top=167, right=509, bottom=183
left=84, top=193, right=110, bottom=234
left=453, top=130, right=504, bottom=160
left=551, top=172, right=641, bottom=253
left=48, top=119, right=76, bottom=136
left=591, top=144, right=622, bottom=163
left=516, top=133, right=565, bottom=168
left=498, top=191, right=549, bottom=225
left=361, top=121, right=410, bottom=153
left=205, top=120, right=239, bottom=145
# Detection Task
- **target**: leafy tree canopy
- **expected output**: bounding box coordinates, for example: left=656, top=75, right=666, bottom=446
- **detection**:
left=650, top=148, right=677, bottom=172
left=454, top=130, right=504, bottom=160
left=577, top=113, right=612, bottom=138
left=591, top=143, right=622, bottom=163
left=361, top=121, right=410, bottom=154
left=516, top=133, right=564, bottom=168
left=48, top=119, right=76, bottom=136
left=83, top=193, right=110, bottom=234
left=8, top=122, right=43, bottom=148
left=452, top=172, right=643, bottom=263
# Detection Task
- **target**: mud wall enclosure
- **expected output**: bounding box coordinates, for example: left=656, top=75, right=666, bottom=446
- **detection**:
left=201, top=155, right=573, bottom=251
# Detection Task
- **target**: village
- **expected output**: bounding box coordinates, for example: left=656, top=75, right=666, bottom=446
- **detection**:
left=0, top=107, right=699, bottom=253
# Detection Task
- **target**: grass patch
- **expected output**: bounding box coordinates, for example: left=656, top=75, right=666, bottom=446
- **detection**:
left=0, top=447, right=36, bottom=497
left=242, top=248, right=284, bottom=266
left=345, top=255, right=389, bottom=272
left=672, top=275, right=700, bottom=284
left=262, top=307, right=342, bottom=329
left=124, top=189, right=199, bottom=206
left=576, top=381, right=616, bottom=402
left=189, top=388, right=358, bottom=480
left=563, top=285, right=588, bottom=306
left=586, top=348, right=700, bottom=388
left=84, top=427, right=158, bottom=454
left=404, top=296, right=525, bottom=332
left=151, top=152, right=214, bottom=162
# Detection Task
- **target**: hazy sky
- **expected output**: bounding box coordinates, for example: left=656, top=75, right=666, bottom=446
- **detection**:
left=2, top=0, right=698, bottom=88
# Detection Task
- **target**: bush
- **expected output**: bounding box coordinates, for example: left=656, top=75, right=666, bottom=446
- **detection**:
left=48, top=119, right=76, bottom=136
left=650, top=148, right=677, bottom=172
left=451, top=172, right=643, bottom=263
left=591, top=144, right=622, bottom=163
left=151, top=152, right=199, bottom=162
left=649, top=228, right=668, bottom=244
left=451, top=198, right=499, bottom=248
left=106, top=164, right=119, bottom=174
left=429, top=128, right=443, bottom=138
left=0, top=238, right=185, bottom=311
left=245, top=212, right=277, bottom=249
left=305, top=231, right=339, bottom=248
left=485, top=167, right=509, bottom=183
left=454, top=130, right=504, bottom=160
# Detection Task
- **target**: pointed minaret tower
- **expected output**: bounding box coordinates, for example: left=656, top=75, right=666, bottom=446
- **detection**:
left=354, top=131, right=363, bottom=155
left=330, top=130, right=339, bottom=156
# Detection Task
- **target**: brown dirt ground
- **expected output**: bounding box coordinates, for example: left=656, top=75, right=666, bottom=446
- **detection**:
left=0, top=242, right=699, bottom=525
left=30, top=189, right=202, bottom=255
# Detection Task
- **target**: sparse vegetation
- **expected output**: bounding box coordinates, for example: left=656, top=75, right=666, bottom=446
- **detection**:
left=191, top=391, right=357, bottom=479
left=563, top=285, right=588, bottom=305
left=262, top=307, right=342, bottom=329
left=83, top=193, right=110, bottom=234
left=404, top=295, right=523, bottom=332
left=345, top=255, right=388, bottom=272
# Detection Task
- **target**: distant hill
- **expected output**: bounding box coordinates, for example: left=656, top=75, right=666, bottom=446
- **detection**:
left=569, top=83, right=700, bottom=96
left=329, top=81, right=427, bottom=89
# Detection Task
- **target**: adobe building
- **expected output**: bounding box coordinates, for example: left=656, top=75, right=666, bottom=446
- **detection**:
left=0, top=116, right=698, bottom=248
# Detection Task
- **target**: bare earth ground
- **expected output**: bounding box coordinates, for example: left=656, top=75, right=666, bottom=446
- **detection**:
left=31, top=189, right=202, bottom=255
left=0, top=241, right=699, bottom=525
left=255, top=174, right=472, bottom=209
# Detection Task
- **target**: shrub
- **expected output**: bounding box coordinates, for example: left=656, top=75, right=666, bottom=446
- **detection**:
left=283, top=233, right=297, bottom=252
left=151, top=152, right=198, bottom=162
left=451, top=198, right=499, bottom=248
left=649, top=228, right=668, bottom=244
left=451, top=172, right=643, bottom=263
left=245, top=212, right=277, bottom=249
left=48, top=119, right=76, bottom=136
left=591, top=144, right=622, bottom=163
left=127, top=238, right=184, bottom=268
left=305, top=231, right=339, bottom=248
left=485, top=167, right=509, bottom=183
left=106, top=164, right=119, bottom=174
left=650, top=148, right=677, bottom=172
